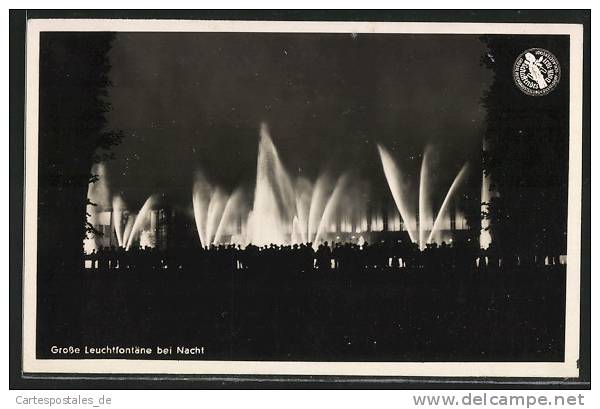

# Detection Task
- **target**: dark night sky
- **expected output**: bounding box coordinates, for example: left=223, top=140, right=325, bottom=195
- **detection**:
left=104, top=32, right=492, bottom=209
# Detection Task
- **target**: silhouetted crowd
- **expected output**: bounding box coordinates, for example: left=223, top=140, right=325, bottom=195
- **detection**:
left=83, top=240, right=565, bottom=272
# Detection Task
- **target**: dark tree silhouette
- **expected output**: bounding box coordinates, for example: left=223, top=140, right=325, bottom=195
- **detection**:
left=37, top=32, right=121, bottom=352
left=38, top=32, right=121, bottom=273
left=481, top=35, right=569, bottom=259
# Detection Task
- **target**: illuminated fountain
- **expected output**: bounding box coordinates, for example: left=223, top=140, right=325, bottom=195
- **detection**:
left=112, top=195, right=126, bottom=247
left=213, top=189, right=245, bottom=245
left=84, top=169, right=162, bottom=253
left=86, top=123, right=479, bottom=253
left=246, top=123, right=296, bottom=245
left=192, top=171, right=246, bottom=248
left=122, top=215, right=134, bottom=247
left=244, top=124, right=354, bottom=249
left=376, top=145, right=418, bottom=243
left=294, top=177, right=314, bottom=243
left=427, top=164, right=469, bottom=245
left=377, top=143, right=470, bottom=250
left=188, top=125, right=472, bottom=249
left=125, top=195, right=159, bottom=250
left=189, top=124, right=361, bottom=249
left=314, top=173, right=351, bottom=245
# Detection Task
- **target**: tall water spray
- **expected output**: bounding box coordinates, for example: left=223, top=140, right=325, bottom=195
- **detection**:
left=112, top=195, right=126, bottom=247
left=122, top=216, right=135, bottom=246
left=192, top=171, right=213, bottom=247
left=377, top=144, right=418, bottom=243
left=291, top=216, right=301, bottom=244
left=307, top=173, right=335, bottom=243
left=247, top=123, right=296, bottom=245
left=294, top=177, right=314, bottom=243
left=192, top=171, right=239, bottom=247
left=206, top=188, right=228, bottom=245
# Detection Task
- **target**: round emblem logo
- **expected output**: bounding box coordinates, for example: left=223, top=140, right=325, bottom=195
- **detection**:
left=513, top=48, right=561, bottom=96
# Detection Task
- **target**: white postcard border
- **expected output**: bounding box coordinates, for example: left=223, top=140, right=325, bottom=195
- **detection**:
left=22, top=19, right=584, bottom=377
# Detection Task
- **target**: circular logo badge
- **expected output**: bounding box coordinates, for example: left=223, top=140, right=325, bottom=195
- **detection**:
left=513, top=48, right=561, bottom=96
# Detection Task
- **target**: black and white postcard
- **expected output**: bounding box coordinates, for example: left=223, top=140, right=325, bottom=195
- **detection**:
left=20, top=17, right=586, bottom=379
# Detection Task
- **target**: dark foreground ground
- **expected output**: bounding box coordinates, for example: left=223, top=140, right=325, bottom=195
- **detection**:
left=37, top=264, right=566, bottom=362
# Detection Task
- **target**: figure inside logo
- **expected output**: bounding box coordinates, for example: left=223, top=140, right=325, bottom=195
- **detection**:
left=524, top=52, right=547, bottom=89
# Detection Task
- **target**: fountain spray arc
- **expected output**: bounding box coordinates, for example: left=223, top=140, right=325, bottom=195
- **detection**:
left=377, top=145, right=417, bottom=243
left=313, top=173, right=351, bottom=245
left=427, top=163, right=469, bottom=244
left=378, top=143, right=470, bottom=250
left=125, top=195, right=159, bottom=250
left=192, top=171, right=244, bottom=248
